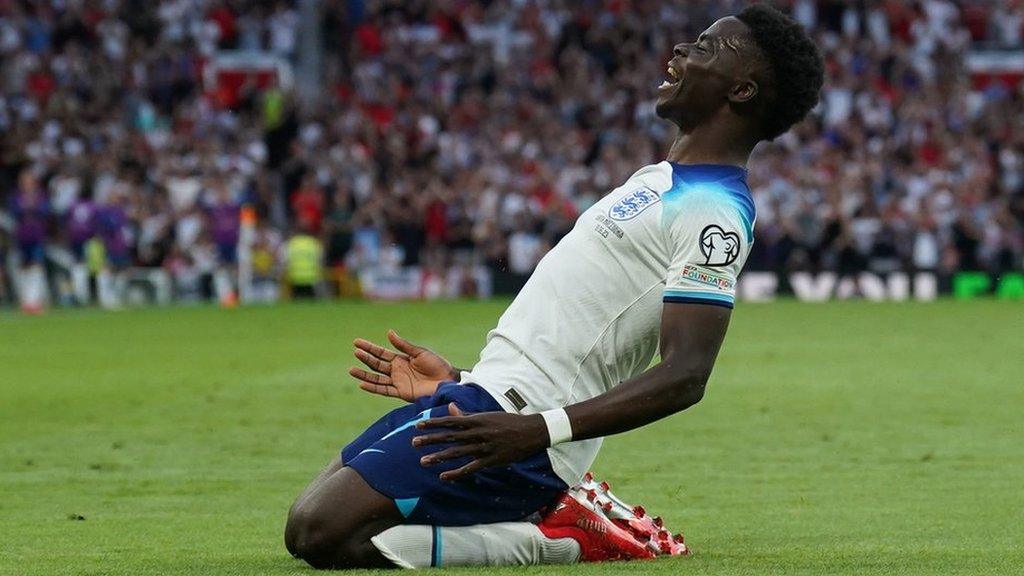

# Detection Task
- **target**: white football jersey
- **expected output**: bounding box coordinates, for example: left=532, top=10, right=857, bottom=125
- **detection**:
left=464, top=161, right=756, bottom=485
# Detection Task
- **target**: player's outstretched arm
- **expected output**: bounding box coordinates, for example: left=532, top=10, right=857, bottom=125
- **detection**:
left=559, top=302, right=729, bottom=439
left=349, top=330, right=461, bottom=402
left=414, top=303, right=730, bottom=480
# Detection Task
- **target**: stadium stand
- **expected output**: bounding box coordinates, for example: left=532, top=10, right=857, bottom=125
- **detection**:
left=1, top=0, right=1023, bottom=308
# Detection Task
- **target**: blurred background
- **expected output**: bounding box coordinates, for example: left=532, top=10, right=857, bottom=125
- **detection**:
left=2, top=0, right=1023, bottom=312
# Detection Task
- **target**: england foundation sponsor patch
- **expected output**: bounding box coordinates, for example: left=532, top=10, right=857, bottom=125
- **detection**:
left=679, top=264, right=735, bottom=291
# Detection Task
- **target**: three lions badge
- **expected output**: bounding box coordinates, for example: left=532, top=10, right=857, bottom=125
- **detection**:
left=609, top=187, right=661, bottom=221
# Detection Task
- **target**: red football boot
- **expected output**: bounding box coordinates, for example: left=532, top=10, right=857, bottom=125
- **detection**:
left=538, top=491, right=656, bottom=562
left=577, top=472, right=690, bottom=557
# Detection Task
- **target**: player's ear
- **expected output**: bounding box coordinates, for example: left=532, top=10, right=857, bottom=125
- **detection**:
left=728, top=79, right=758, bottom=104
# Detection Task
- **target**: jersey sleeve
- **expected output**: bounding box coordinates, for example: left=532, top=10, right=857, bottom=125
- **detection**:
left=661, top=190, right=753, bottom=309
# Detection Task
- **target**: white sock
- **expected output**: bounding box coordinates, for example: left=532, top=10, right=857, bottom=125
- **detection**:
left=97, top=270, right=117, bottom=309
left=370, top=522, right=580, bottom=569
left=21, top=266, right=46, bottom=308
left=213, top=269, right=235, bottom=303
left=35, top=267, right=49, bottom=306
left=72, top=264, right=90, bottom=304
left=20, top=269, right=35, bottom=307
left=16, top=268, right=32, bottom=307
left=113, top=272, right=127, bottom=306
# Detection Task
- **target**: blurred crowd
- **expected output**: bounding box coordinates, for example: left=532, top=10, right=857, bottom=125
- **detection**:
left=2, top=0, right=1024, bottom=309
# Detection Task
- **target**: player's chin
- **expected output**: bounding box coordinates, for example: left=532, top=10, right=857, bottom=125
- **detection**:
left=654, top=98, right=681, bottom=122
left=655, top=79, right=684, bottom=114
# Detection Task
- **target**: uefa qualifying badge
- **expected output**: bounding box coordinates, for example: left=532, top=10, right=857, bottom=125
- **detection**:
left=699, top=225, right=740, bottom=266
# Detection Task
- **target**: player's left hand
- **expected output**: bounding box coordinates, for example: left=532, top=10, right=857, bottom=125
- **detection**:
left=349, top=330, right=453, bottom=402
left=413, top=403, right=548, bottom=481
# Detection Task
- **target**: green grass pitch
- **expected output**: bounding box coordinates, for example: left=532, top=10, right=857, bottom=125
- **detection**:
left=1, top=300, right=1022, bottom=576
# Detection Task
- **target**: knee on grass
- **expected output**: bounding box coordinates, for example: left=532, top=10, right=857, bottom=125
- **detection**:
left=286, top=505, right=378, bottom=569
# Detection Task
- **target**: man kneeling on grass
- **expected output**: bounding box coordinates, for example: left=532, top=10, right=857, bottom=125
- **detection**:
left=285, top=5, right=822, bottom=568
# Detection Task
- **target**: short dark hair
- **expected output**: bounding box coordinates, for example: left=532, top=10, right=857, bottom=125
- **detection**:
left=736, top=3, right=824, bottom=140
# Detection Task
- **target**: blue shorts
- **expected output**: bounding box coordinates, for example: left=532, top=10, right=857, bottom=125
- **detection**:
left=216, top=243, right=237, bottom=264
left=342, top=382, right=566, bottom=526
left=19, top=241, right=45, bottom=264
left=106, top=249, right=130, bottom=269
left=70, top=241, right=86, bottom=261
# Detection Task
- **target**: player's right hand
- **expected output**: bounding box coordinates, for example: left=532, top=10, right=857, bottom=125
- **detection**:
left=349, top=330, right=453, bottom=402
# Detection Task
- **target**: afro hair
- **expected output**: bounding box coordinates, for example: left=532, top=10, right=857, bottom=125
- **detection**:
left=736, top=3, right=824, bottom=140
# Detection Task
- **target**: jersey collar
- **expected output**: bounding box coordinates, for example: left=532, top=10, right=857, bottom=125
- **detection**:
left=667, top=162, right=748, bottom=182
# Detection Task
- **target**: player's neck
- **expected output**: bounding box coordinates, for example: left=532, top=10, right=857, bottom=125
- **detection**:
left=665, top=121, right=757, bottom=169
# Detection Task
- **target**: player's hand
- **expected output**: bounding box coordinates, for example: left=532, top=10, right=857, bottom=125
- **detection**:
left=412, top=403, right=549, bottom=481
left=349, top=330, right=453, bottom=402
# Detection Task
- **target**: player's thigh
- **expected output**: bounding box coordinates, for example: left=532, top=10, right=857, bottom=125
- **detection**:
left=286, top=466, right=402, bottom=569
left=289, top=456, right=345, bottom=516
left=286, top=396, right=432, bottom=525
left=340, top=398, right=434, bottom=463
left=285, top=401, right=435, bottom=565
left=346, top=401, right=566, bottom=526
left=286, top=457, right=343, bottom=557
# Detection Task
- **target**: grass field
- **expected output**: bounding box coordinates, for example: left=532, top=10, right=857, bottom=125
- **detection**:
left=1, top=300, right=1022, bottom=576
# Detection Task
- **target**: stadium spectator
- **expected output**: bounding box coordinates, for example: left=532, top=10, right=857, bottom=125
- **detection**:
left=8, top=169, right=49, bottom=313
left=95, top=184, right=131, bottom=309
left=285, top=225, right=324, bottom=299
left=206, top=175, right=242, bottom=305
left=66, top=184, right=97, bottom=304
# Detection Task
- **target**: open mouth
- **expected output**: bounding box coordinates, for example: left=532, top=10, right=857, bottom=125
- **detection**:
left=659, top=63, right=681, bottom=89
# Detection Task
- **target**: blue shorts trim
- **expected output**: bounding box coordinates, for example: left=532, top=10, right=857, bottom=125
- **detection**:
left=342, top=382, right=567, bottom=526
